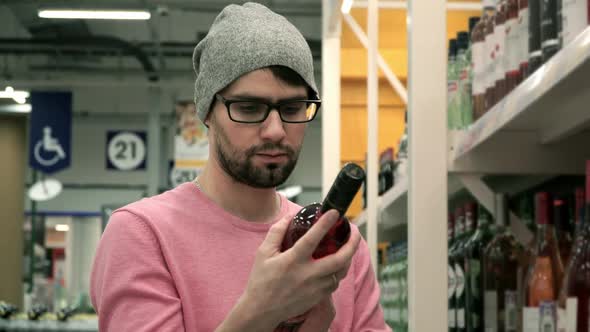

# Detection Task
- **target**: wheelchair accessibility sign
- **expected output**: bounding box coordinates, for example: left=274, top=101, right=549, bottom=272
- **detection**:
left=28, top=92, right=72, bottom=174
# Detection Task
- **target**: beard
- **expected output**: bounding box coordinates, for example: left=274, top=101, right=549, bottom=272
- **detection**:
left=213, top=124, right=300, bottom=188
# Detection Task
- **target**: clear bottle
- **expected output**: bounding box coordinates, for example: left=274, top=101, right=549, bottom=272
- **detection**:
left=505, top=0, right=521, bottom=94
left=465, top=205, right=497, bottom=332
left=448, top=38, right=459, bottom=130
left=518, top=0, right=530, bottom=79
left=523, top=192, right=564, bottom=332
left=485, top=2, right=498, bottom=112
left=557, top=162, right=590, bottom=332
left=462, top=17, right=480, bottom=128
left=528, top=0, right=543, bottom=76
left=484, top=194, right=524, bottom=332
left=494, top=0, right=508, bottom=103
left=472, top=1, right=496, bottom=120
left=456, top=32, right=470, bottom=130
left=561, top=0, right=590, bottom=46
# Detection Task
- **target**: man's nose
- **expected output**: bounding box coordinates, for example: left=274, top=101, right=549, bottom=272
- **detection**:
left=259, top=109, right=287, bottom=142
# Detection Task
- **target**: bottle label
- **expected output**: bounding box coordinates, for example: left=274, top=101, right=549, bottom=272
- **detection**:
left=458, top=308, right=466, bottom=328
left=566, top=297, right=578, bottom=332
left=562, top=0, right=590, bottom=46
left=472, top=42, right=486, bottom=94
left=540, top=301, right=557, bottom=332
left=449, top=264, right=456, bottom=299
left=519, top=8, right=530, bottom=66
left=455, top=263, right=465, bottom=298
left=541, top=0, right=559, bottom=43
left=450, top=308, right=457, bottom=328
left=505, top=17, right=520, bottom=74
left=523, top=307, right=541, bottom=332
left=505, top=291, right=518, bottom=331
left=469, top=259, right=481, bottom=296
left=558, top=307, right=567, bottom=332
left=485, top=291, right=498, bottom=331
left=495, top=24, right=506, bottom=81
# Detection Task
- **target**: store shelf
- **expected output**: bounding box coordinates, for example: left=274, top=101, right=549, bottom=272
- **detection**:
left=452, top=27, right=590, bottom=165
left=355, top=176, right=465, bottom=230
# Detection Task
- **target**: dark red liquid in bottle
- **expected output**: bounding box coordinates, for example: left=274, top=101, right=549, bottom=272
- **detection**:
left=278, top=163, right=365, bottom=331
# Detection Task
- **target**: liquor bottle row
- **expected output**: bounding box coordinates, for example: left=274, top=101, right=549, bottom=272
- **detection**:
left=448, top=0, right=590, bottom=130
left=362, top=111, right=408, bottom=209
left=378, top=241, right=408, bottom=331
left=448, top=160, right=590, bottom=332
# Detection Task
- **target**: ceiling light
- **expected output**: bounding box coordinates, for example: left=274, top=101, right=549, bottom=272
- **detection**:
left=55, top=224, right=70, bottom=232
left=0, top=104, right=32, bottom=114
left=38, top=9, right=151, bottom=20
left=0, top=86, right=30, bottom=104
left=341, top=0, right=354, bottom=14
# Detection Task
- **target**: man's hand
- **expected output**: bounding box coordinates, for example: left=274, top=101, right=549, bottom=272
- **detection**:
left=217, top=210, right=360, bottom=332
left=298, top=296, right=336, bottom=332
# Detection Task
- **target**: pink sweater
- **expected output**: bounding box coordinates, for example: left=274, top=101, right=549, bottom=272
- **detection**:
left=90, top=182, right=390, bottom=331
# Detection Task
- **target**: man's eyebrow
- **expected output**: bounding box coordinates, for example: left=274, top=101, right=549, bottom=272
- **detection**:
left=227, top=93, right=308, bottom=102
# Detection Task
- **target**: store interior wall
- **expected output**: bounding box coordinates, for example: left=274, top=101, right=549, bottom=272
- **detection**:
left=0, top=114, right=26, bottom=308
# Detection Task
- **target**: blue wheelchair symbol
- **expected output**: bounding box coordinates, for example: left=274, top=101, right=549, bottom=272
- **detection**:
left=34, top=126, right=66, bottom=167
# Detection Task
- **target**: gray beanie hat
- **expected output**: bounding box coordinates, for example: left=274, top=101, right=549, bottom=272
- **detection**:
left=192, top=2, right=318, bottom=123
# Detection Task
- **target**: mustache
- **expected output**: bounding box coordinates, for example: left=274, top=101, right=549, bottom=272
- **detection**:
left=246, top=142, right=296, bottom=158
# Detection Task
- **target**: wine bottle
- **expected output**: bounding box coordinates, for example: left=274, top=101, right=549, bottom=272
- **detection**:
left=484, top=194, right=524, bottom=332
left=465, top=205, right=496, bottom=332
left=494, top=0, right=508, bottom=103
left=505, top=0, right=521, bottom=93
left=528, top=0, right=543, bottom=76
left=557, top=162, right=590, bottom=332
left=449, top=211, right=458, bottom=332
left=278, top=163, right=365, bottom=331
left=456, top=202, right=478, bottom=332
left=472, top=0, right=496, bottom=120
left=281, top=163, right=365, bottom=258
left=449, top=207, right=465, bottom=332
left=523, top=192, right=564, bottom=332
left=554, top=195, right=573, bottom=268
left=485, top=2, right=499, bottom=112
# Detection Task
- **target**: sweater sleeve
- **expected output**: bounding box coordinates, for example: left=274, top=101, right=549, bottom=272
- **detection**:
left=352, top=236, right=392, bottom=332
left=90, top=210, right=185, bottom=332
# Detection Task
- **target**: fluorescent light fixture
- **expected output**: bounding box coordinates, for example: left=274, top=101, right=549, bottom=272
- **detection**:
left=0, top=104, right=32, bottom=114
left=0, top=86, right=30, bottom=104
left=55, top=224, right=70, bottom=232
left=38, top=9, right=151, bottom=20
left=341, top=0, right=354, bottom=14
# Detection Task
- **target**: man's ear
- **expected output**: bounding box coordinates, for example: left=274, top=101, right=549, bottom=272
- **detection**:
left=203, top=112, right=211, bottom=129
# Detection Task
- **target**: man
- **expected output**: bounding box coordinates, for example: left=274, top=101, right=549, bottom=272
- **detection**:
left=90, top=3, right=389, bottom=331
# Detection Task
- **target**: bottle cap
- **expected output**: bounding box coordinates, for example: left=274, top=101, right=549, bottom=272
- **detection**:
left=457, top=32, right=469, bottom=50
left=535, top=192, right=553, bottom=225
left=449, top=39, right=458, bottom=58
left=321, top=163, right=365, bottom=216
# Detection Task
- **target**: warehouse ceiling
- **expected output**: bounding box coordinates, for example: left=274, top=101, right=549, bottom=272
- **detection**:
left=0, top=0, right=323, bottom=86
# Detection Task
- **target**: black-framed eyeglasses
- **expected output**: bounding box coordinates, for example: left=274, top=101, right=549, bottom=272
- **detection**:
left=215, top=94, right=321, bottom=124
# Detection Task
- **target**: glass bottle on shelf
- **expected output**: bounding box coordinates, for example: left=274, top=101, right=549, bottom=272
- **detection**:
left=554, top=195, right=573, bottom=269
left=472, top=0, right=496, bottom=120
left=523, top=192, right=564, bottom=332
left=461, top=17, right=480, bottom=128
left=448, top=38, right=459, bottom=130
left=484, top=1, right=498, bottom=112
left=557, top=161, right=590, bottom=332
left=528, top=0, right=543, bottom=76
left=505, top=0, right=521, bottom=94
left=483, top=194, right=524, bottom=332
left=540, top=0, right=560, bottom=62
left=456, top=202, right=478, bottom=332
left=494, top=0, right=508, bottom=103
left=465, top=204, right=496, bottom=332
left=518, top=0, right=530, bottom=79
left=450, top=208, right=465, bottom=332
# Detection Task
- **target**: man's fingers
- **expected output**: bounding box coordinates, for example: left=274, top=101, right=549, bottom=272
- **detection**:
left=260, top=214, right=292, bottom=253
left=313, top=227, right=361, bottom=274
left=290, top=210, right=339, bottom=259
